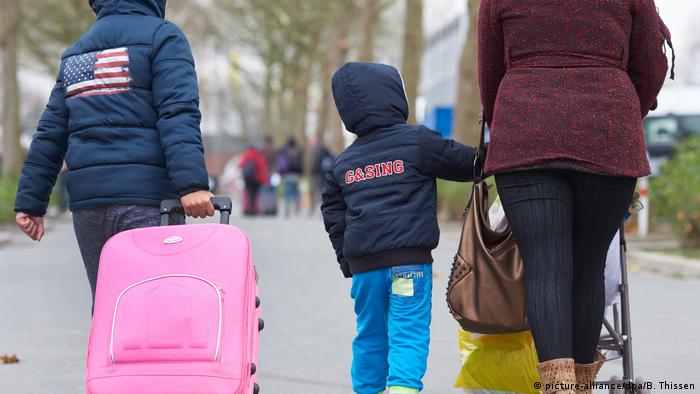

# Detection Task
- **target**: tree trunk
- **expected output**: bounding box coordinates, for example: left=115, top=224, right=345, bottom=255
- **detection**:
left=358, top=0, right=381, bottom=62
left=288, top=26, right=320, bottom=147
left=293, top=57, right=314, bottom=176
left=292, top=56, right=314, bottom=144
left=275, top=90, right=291, bottom=142
left=315, top=55, right=331, bottom=144
left=401, top=0, right=423, bottom=124
left=228, top=57, right=253, bottom=138
left=452, top=0, right=481, bottom=146
left=1, top=0, right=22, bottom=178
left=317, top=5, right=350, bottom=153
left=261, top=60, right=275, bottom=139
left=275, top=58, right=294, bottom=142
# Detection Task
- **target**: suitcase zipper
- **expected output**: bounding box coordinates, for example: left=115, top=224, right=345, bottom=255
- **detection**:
left=109, top=274, right=224, bottom=364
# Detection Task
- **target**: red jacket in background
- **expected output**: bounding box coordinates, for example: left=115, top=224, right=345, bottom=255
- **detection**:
left=478, top=0, right=669, bottom=177
left=239, top=148, right=269, bottom=186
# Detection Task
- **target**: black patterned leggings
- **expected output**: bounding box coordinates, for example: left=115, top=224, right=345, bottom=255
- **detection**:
left=495, top=170, right=636, bottom=364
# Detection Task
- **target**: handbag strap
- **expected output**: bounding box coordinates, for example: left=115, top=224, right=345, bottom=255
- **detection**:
left=473, top=107, right=486, bottom=183
left=466, top=107, right=487, bottom=211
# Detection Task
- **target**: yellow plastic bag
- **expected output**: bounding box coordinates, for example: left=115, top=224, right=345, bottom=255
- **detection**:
left=454, top=328, right=540, bottom=394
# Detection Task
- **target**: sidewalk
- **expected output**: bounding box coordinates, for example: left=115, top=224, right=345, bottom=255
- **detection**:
left=626, top=232, right=700, bottom=279
left=627, top=250, right=700, bottom=279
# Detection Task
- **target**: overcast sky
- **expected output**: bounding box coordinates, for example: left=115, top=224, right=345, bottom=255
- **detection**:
left=425, top=0, right=700, bottom=36
left=424, top=0, right=700, bottom=85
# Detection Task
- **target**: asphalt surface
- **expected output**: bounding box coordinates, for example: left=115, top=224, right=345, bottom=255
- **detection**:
left=0, top=214, right=698, bottom=393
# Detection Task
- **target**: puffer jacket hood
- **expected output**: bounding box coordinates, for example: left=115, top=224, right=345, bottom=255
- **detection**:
left=332, top=62, right=409, bottom=136
left=90, top=0, right=166, bottom=19
left=322, top=63, right=477, bottom=277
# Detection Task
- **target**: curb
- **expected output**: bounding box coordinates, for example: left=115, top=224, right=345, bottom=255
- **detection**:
left=627, top=250, right=700, bottom=280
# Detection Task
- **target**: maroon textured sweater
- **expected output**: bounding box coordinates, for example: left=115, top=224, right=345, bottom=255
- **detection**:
left=478, top=0, right=669, bottom=177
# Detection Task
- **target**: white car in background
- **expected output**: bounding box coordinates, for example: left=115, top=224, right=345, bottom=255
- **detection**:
left=644, top=87, right=700, bottom=176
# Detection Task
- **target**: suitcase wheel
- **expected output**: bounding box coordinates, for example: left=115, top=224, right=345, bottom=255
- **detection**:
left=255, top=296, right=260, bottom=308
left=258, top=318, right=265, bottom=332
left=250, top=362, right=257, bottom=375
left=253, top=383, right=260, bottom=394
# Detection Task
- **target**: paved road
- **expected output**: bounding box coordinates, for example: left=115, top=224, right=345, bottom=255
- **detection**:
left=0, top=215, right=698, bottom=393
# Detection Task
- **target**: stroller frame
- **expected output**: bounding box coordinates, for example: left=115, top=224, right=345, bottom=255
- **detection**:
left=596, top=222, right=645, bottom=394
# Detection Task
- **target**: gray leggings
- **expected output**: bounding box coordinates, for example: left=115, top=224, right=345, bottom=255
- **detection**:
left=73, top=205, right=185, bottom=305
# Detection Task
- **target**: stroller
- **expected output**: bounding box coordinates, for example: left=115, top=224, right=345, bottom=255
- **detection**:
left=597, top=215, right=649, bottom=394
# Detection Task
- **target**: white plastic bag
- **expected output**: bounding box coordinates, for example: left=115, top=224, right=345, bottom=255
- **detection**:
left=604, top=230, right=622, bottom=306
left=488, top=196, right=508, bottom=232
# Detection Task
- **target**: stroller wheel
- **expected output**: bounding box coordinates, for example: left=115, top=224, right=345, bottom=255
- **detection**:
left=608, top=376, right=624, bottom=394
left=634, top=377, right=651, bottom=394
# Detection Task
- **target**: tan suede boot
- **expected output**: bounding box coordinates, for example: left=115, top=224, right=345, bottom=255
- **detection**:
left=536, top=358, right=577, bottom=394
left=574, top=352, right=605, bottom=394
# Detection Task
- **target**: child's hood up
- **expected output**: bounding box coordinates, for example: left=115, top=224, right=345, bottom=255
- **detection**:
left=89, top=0, right=166, bottom=19
left=331, top=62, right=409, bottom=137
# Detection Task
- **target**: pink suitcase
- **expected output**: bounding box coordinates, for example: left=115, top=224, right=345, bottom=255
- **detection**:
left=86, top=197, right=262, bottom=394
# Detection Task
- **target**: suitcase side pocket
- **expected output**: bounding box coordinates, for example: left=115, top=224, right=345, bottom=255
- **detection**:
left=110, top=274, right=224, bottom=364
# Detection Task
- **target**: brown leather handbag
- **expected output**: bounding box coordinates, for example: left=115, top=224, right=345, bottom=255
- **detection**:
left=446, top=113, right=528, bottom=334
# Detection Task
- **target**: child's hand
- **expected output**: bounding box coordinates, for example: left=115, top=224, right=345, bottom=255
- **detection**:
left=180, top=190, right=215, bottom=218
left=15, top=213, right=45, bottom=241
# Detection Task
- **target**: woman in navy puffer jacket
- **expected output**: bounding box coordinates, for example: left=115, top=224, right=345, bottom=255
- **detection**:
left=14, top=0, right=213, bottom=302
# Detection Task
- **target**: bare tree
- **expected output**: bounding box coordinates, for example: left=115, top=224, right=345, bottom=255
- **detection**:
left=227, top=51, right=257, bottom=137
left=168, top=0, right=218, bottom=43
left=401, top=0, right=423, bottom=124
left=214, top=0, right=402, bottom=154
left=217, top=0, right=331, bottom=141
left=358, top=0, right=382, bottom=62
left=316, top=4, right=351, bottom=153
left=452, top=0, right=481, bottom=145
left=1, top=0, right=22, bottom=177
left=290, top=31, right=321, bottom=143
left=21, top=0, right=93, bottom=74
left=315, top=53, right=333, bottom=144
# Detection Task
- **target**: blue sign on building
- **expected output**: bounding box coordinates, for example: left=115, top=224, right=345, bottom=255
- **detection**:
left=422, top=106, right=454, bottom=138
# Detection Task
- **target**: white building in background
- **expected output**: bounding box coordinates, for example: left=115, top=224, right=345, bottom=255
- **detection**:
left=419, top=13, right=467, bottom=118
left=690, top=43, right=700, bottom=86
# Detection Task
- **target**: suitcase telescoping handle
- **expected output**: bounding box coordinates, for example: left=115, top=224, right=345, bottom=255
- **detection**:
left=160, top=196, right=233, bottom=226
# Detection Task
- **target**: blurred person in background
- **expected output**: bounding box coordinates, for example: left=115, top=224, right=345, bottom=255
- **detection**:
left=239, top=143, right=269, bottom=216
left=478, top=0, right=672, bottom=392
left=309, top=137, right=335, bottom=216
left=277, top=137, right=304, bottom=217
left=13, top=0, right=214, bottom=305
left=260, top=134, right=278, bottom=177
left=259, top=134, right=281, bottom=216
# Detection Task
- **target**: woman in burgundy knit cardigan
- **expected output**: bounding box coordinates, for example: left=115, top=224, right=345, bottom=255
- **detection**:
left=477, top=1, right=670, bottom=393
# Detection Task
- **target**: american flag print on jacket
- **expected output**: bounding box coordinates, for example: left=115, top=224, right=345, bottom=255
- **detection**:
left=63, top=47, right=131, bottom=98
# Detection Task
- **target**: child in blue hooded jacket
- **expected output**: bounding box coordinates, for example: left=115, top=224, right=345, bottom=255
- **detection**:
left=14, top=0, right=213, bottom=303
left=322, top=62, right=477, bottom=394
